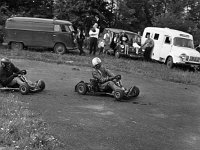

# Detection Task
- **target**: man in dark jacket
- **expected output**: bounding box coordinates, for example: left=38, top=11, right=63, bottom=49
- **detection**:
left=0, top=58, right=25, bottom=87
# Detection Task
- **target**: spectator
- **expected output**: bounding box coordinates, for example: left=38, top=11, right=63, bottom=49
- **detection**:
left=103, top=30, right=112, bottom=54
left=75, top=27, right=86, bottom=55
left=141, top=33, right=154, bottom=61
left=119, top=31, right=129, bottom=45
left=98, top=39, right=105, bottom=55
left=89, top=23, right=100, bottom=55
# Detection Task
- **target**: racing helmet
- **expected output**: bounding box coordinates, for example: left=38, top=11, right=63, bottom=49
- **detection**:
left=92, top=57, right=101, bottom=67
left=1, top=57, right=11, bottom=67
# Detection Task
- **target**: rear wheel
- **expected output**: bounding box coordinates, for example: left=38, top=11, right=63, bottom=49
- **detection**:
left=76, top=82, right=88, bottom=95
left=10, top=42, right=23, bottom=51
left=114, top=89, right=124, bottom=101
left=166, top=57, right=174, bottom=69
left=19, top=83, right=30, bottom=95
left=54, top=43, right=66, bottom=55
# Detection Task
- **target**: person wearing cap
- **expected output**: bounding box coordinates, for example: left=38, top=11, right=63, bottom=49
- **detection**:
left=0, top=57, right=26, bottom=87
left=89, top=23, right=100, bottom=55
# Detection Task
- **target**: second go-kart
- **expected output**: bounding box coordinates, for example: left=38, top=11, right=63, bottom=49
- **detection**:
left=0, top=70, right=45, bottom=95
left=75, top=75, right=140, bottom=101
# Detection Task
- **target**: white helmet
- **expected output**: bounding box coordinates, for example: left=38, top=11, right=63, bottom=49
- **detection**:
left=92, top=57, right=101, bottom=67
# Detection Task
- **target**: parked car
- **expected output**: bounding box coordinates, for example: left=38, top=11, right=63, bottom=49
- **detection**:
left=141, top=27, right=200, bottom=68
left=102, top=28, right=144, bottom=58
left=3, top=17, right=77, bottom=54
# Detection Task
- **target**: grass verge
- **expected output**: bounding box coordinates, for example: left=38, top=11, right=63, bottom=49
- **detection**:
left=0, top=94, right=64, bottom=150
left=0, top=47, right=200, bottom=87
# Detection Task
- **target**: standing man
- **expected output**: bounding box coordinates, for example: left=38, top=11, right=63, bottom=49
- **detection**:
left=89, top=23, right=100, bottom=55
left=142, top=33, right=154, bottom=61
left=103, top=30, right=112, bottom=54
left=76, top=27, right=85, bottom=55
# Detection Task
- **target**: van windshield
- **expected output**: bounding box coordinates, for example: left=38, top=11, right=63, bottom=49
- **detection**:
left=174, top=37, right=194, bottom=49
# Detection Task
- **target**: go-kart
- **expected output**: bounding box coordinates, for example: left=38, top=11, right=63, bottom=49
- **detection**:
left=75, top=75, right=140, bottom=101
left=0, top=70, right=45, bottom=95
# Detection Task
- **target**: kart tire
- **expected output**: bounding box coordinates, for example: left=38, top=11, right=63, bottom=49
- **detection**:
left=132, top=86, right=140, bottom=97
left=19, top=83, right=30, bottom=95
left=114, top=89, right=124, bottom=101
left=76, top=82, right=88, bottom=95
left=37, top=80, right=45, bottom=92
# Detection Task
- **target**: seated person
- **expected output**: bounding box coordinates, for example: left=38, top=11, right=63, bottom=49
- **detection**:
left=0, top=58, right=25, bottom=87
left=92, top=57, right=128, bottom=93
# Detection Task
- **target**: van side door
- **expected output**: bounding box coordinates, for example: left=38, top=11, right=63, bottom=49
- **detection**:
left=159, top=35, right=172, bottom=62
left=53, top=24, right=76, bottom=49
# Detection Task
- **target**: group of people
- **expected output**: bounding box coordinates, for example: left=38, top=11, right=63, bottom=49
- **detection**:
left=74, top=14, right=155, bottom=61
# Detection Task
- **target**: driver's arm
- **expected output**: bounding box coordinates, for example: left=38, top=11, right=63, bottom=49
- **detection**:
left=12, top=63, right=20, bottom=74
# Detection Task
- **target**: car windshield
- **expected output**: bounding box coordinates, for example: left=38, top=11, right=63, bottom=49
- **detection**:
left=174, top=37, right=194, bottom=49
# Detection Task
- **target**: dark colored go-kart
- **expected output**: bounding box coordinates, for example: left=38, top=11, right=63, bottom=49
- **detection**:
left=0, top=70, right=45, bottom=95
left=75, top=75, right=140, bottom=101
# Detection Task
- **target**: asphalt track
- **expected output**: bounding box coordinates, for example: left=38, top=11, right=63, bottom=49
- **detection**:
left=5, top=59, right=200, bottom=150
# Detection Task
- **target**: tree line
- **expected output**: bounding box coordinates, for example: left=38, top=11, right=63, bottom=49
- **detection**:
left=0, top=0, right=200, bottom=45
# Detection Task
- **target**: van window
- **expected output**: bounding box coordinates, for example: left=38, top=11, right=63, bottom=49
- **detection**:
left=54, top=25, right=61, bottom=32
left=174, top=37, right=194, bottom=49
left=154, top=33, right=159, bottom=40
left=145, top=32, right=150, bottom=38
left=164, top=36, right=171, bottom=44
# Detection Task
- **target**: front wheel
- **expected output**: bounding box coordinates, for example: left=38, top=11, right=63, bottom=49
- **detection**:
left=19, top=83, right=30, bottom=95
left=132, top=86, right=140, bottom=97
left=54, top=43, right=66, bottom=55
left=37, top=80, right=45, bottom=92
left=76, top=82, right=88, bottom=95
left=166, top=57, right=174, bottom=68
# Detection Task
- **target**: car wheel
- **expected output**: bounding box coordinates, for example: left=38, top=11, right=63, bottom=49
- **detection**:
left=10, top=42, right=23, bottom=51
left=19, top=83, right=30, bottom=95
left=54, top=43, right=66, bottom=55
left=115, top=51, right=120, bottom=58
left=76, top=82, right=88, bottom=95
left=166, top=57, right=174, bottom=68
left=114, top=89, right=124, bottom=101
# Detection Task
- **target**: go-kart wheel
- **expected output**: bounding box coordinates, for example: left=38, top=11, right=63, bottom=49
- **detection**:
left=114, top=89, right=124, bottom=101
left=37, top=80, right=45, bottom=92
left=76, top=82, right=88, bottom=95
left=132, top=86, right=140, bottom=97
left=19, top=83, right=30, bottom=95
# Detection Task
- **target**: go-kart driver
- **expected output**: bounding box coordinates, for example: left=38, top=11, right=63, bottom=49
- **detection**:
left=0, top=58, right=26, bottom=87
left=92, top=57, right=133, bottom=95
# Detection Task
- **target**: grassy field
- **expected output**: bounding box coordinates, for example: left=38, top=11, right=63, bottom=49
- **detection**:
left=0, top=94, right=64, bottom=149
left=0, top=46, right=200, bottom=87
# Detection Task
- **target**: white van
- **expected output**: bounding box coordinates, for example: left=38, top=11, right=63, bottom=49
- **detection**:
left=141, top=27, right=200, bottom=68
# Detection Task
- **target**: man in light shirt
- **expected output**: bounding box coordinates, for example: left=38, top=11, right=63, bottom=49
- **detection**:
left=89, top=23, right=100, bottom=55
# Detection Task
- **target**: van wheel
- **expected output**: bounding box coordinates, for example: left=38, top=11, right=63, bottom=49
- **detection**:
left=10, top=42, right=23, bottom=51
left=166, top=57, right=174, bottom=68
left=54, top=43, right=66, bottom=55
